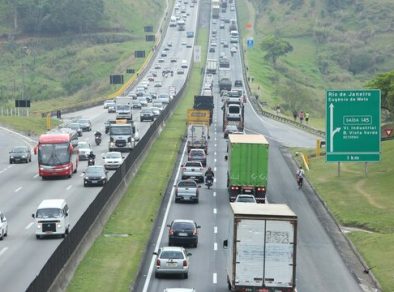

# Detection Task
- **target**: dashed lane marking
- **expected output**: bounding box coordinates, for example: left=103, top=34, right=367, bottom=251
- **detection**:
left=213, top=273, right=217, bottom=284
left=214, top=242, right=217, bottom=251
left=0, top=247, right=9, bottom=257
left=213, top=191, right=216, bottom=197
left=25, top=222, right=34, bottom=230
left=213, top=208, right=217, bottom=214
left=66, top=185, right=72, bottom=191
left=15, top=187, right=22, bottom=193
left=33, top=174, right=39, bottom=178
left=214, top=226, right=217, bottom=234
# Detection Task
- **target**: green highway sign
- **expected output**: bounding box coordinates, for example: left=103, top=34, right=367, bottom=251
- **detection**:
left=326, top=89, right=381, bottom=162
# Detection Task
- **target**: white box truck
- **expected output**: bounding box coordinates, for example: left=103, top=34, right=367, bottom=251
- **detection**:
left=206, top=59, right=218, bottom=74
left=223, top=203, right=297, bottom=292
left=115, top=96, right=133, bottom=120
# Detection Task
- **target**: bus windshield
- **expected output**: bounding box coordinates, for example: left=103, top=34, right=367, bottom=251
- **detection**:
left=38, top=143, right=70, bottom=166
left=110, top=126, right=132, bottom=135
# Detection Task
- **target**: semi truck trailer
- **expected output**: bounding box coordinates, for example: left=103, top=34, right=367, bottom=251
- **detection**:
left=226, top=134, right=269, bottom=203
left=224, top=203, right=297, bottom=292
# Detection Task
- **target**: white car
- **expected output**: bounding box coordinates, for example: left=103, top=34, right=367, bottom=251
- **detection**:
left=0, top=212, right=8, bottom=240
left=77, top=141, right=93, bottom=161
left=102, top=152, right=123, bottom=170
left=103, top=99, right=114, bottom=109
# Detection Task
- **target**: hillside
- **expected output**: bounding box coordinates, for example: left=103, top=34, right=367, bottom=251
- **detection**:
left=0, top=0, right=165, bottom=113
left=238, top=0, right=394, bottom=125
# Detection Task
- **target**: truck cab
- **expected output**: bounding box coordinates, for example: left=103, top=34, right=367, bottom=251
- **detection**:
left=108, top=121, right=137, bottom=152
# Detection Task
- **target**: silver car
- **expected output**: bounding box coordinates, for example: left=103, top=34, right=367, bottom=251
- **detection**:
left=235, top=194, right=257, bottom=203
left=154, top=246, right=191, bottom=279
left=77, top=141, right=92, bottom=161
left=102, top=151, right=123, bottom=170
left=175, top=180, right=200, bottom=203
left=181, top=161, right=204, bottom=183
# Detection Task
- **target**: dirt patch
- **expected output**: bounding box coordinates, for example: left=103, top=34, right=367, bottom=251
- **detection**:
left=355, top=179, right=385, bottom=209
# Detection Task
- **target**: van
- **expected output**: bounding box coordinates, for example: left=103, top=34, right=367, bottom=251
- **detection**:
left=32, top=199, right=70, bottom=239
left=170, top=16, right=177, bottom=27
left=181, top=59, right=188, bottom=68
left=158, top=94, right=170, bottom=104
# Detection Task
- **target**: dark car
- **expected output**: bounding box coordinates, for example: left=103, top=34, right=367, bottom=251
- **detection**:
left=9, top=146, right=31, bottom=164
left=188, top=149, right=207, bottom=166
left=66, top=122, right=83, bottom=137
left=76, top=119, right=92, bottom=131
left=167, top=219, right=201, bottom=248
left=234, top=80, right=243, bottom=87
left=140, top=108, right=155, bottom=122
left=83, top=165, right=108, bottom=186
left=209, top=47, right=215, bottom=53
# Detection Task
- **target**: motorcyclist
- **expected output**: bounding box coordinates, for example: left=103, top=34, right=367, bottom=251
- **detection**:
left=94, top=130, right=102, bottom=138
left=88, top=151, right=96, bottom=161
left=205, top=167, right=214, bottom=183
left=296, top=166, right=305, bottom=188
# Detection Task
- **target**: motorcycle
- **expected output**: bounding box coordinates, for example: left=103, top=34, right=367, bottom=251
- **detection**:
left=88, top=157, right=95, bottom=166
left=95, top=135, right=102, bottom=146
left=205, top=176, right=213, bottom=189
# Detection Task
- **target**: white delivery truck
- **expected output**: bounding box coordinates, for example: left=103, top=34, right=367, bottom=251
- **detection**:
left=206, top=59, right=218, bottom=74
left=115, top=96, right=133, bottom=120
left=223, top=203, right=297, bottom=292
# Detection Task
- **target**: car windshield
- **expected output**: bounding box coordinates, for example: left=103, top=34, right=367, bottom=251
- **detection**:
left=12, top=147, right=28, bottom=153
left=36, top=208, right=63, bottom=218
left=228, top=106, right=240, bottom=114
left=160, top=251, right=184, bottom=259
left=106, top=152, right=121, bottom=159
left=68, top=123, right=80, bottom=129
left=141, top=109, right=152, bottom=113
left=77, top=119, right=89, bottom=124
left=190, top=151, right=204, bottom=157
left=173, top=222, right=194, bottom=230
left=110, top=127, right=132, bottom=135
left=78, top=142, right=89, bottom=149
left=38, top=143, right=70, bottom=166
left=178, top=181, right=197, bottom=187
left=86, top=167, right=104, bottom=175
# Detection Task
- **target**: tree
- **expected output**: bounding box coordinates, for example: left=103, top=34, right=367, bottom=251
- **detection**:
left=260, top=35, right=293, bottom=66
left=366, top=71, right=394, bottom=114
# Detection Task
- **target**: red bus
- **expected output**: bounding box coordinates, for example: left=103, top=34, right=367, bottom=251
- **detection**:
left=34, top=132, right=79, bottom=179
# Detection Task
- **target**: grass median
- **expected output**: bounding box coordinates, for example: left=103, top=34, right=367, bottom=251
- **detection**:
left=67, top=28, right=208, bottom=292
left=296, top=140, right=394, bottom=290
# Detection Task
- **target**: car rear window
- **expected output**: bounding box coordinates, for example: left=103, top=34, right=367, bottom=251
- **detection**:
left=185, top=162, right=201, bottom=167
left=178, top=181, right=197, bottom=187
left=160, top=251, right=184, bottom=259
left=173, top=222, right=194, bottom=230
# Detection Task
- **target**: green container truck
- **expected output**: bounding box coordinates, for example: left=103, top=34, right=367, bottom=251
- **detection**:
left=227, top=134, right=269, bottom=203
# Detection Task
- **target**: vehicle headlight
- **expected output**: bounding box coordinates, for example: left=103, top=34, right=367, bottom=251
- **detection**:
left=37, top=223, right=42, bottom=229
left=110, top=142, right=115, bottom=147
left=57, top=223, right=62, bottom=228
left=10, top=156, right=14, bottom=158
left=101, top=176, right=106, bottom=179
left=22, top=155, right=26, bottom=158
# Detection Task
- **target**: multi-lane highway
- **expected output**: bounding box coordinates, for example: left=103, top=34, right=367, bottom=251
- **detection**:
left=134, top=0, right=368, bottom=291
left=0, top=0, right=377, bottom=291
left=0, top=0, right=199, bottom=290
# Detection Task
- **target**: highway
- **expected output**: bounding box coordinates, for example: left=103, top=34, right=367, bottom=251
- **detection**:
left=134, top=0, right=365, bottom=291
left=0, top=0, right=199, bottom=290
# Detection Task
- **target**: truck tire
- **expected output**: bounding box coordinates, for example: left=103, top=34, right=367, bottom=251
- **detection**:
left=184, top=273, right=188, bottom=279
left=0, top=231, right=3, bottom=240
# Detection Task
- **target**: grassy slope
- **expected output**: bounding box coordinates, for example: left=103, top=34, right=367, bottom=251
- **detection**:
left=297, top=140, right=394, bottom=290
left=67, top=28, right=208, bottom=291
left=237, top=0, right=394, bottom=128
left=0, top=0, right=164, bottom=113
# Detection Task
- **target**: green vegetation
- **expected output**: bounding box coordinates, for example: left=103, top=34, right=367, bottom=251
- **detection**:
left=68, top=28, right=209, bottom=291
left=298, top=140, right=394, bottom=290
left=0, top=115, right=59, bottom=136
left=0, top=0, right=165, bottom=115
left=237, top=0, right=394, bottom=128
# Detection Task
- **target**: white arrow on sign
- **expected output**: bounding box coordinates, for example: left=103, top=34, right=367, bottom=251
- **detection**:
left=329, top=103, right=341, bottom=153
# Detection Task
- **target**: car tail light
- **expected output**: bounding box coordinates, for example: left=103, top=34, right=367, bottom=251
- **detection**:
left=183, top=260, right=187, bottom=267
left=231, top=186, right=239, bottom=190
left=156, top=259, right=160, bottom=266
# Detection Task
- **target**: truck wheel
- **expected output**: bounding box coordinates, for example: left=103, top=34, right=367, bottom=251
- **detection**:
left=184, top=273, right=188, bottom=279
left=0, top=231, right=3, bottom=240
left=36, top=235, right=41, bottom=239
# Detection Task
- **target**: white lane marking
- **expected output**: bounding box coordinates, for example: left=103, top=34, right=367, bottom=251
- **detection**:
left=214, top=158, right=217, bottom=163
left=213, top=208, right=217, bottom=214
left=214, top=137, right=217, bottom=141
left=214, top=151, right=217, bottom=156
left=33, top=174, right=39, bottom=178
left=0, top=247, right=9, bottom=257
left=214, top=242, right=217, bottom=251
left=214, top=226, right=217, bottom=234
left=213, top=191, right=216, bottom=197
left=214, top=167, right=217, bottom=171
left=66, top=185, right=72, bottom=191
left=80, top=173, right=84, bottom=177
left=7, top=165, right=13, bottom=169
left=214, top=144, right=217, bottom=147
left=15, top=187, right=22, bottom=193
left=142, top=142, right=188, bottom=292
left=213, top=273, right=217, bottom=284
left=25, top=222, right=34, bottom=230
left=0, top=126, right=36, bottom=144
left=0, top=170, right=4, bottom=174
